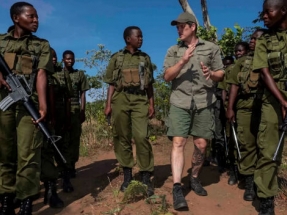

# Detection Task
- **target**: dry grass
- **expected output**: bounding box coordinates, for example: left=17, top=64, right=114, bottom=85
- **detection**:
left=80, top=119, right=113, bottom=156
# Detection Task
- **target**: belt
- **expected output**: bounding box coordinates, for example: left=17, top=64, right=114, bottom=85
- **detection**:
left=123, top=88, right=146, bottom=96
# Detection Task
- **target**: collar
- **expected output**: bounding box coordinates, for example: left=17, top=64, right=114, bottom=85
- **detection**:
left=178, top=37, right=205, bottom=48
left=122, top=47, right=142, bottom=54
left=4, top=30, right=33, bottom=39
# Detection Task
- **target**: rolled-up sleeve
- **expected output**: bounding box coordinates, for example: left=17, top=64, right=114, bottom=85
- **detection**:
left=211, top=45, right=224, bottom=72
left=38, top=40, right=53, bottom=74
left=104, top=54, right=117, bottom=84
left=163, top=46, right=176, bottom=71
left=253, top=37, right=268, bottom=71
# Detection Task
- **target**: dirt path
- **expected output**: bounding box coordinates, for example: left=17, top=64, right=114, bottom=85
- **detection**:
left=32, top=137, right=286, bottom=215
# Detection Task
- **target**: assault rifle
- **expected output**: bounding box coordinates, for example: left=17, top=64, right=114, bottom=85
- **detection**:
left=0, top=54, right=66, bottom=163
left=273, top=115, right=287, bottom=161
left=223, top=127, right=229, bottom=157
left=230, top=121, right=242, bottom=160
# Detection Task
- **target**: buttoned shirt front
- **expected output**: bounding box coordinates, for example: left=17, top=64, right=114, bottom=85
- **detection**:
left=163, top=38, right=224, bottom=110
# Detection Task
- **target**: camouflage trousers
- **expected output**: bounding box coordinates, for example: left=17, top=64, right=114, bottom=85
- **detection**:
left=112, top=91, right=154, bottom=172
left=54, top=109, right=73, bottom=171
left=255, top=91, right=284, bottom=198
left=0, top=105, right=42, bottom=200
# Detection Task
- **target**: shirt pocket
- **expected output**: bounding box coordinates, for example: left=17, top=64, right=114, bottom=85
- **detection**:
left=196, top=49, right=212, bottom=67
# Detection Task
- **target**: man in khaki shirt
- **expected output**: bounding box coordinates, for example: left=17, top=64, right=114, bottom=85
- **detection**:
left=163, top=12, right=224, bottom=210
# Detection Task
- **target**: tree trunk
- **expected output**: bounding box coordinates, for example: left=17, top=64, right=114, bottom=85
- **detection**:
left=200, top=0, right=211, bottom=30
left=200, top=0, right=218, bottom=42
left=178, top=0, right=199, bottom=26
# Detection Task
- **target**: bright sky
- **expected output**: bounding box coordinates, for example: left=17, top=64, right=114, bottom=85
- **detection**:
left=0, top=0, right=264, bottom=78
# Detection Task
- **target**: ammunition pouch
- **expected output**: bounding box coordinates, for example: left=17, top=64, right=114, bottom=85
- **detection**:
left=121, top=68, right=140, bottom=87
left=268, top=52, right=285, bottom=79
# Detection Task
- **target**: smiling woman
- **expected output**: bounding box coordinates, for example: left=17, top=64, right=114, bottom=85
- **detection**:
left=0, top=2, right=54, bottom=215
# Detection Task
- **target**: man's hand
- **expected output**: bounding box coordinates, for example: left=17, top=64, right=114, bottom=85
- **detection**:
left=0, top=72, right=11, bottom=90
left=181, top=44, right=196, bottom=64
left=226, top=108, right=235, bottom=123
left=104, top=105, right=112, bottom=117
left=201, top=62, right=213, bottom=80
left=148, top=105, right=155, bottom=119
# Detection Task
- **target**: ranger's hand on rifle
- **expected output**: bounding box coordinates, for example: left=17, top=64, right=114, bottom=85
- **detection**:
left=104, top=105, right=112, bottom=117
left=32, top=108, right=47, bottom=125
left=226, top=108, right=235, bottom=123
left=281, top=100, right=287, bottom=119
left=0, top=72, right=11, bottom=90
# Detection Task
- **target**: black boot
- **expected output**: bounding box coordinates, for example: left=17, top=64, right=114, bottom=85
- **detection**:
left=190, top=177, right=207, bottom=196
left=228, top=165, right=238, bottom=185
left=70, top=163, right=77, bottom=178
left=44, top=180, right=64, bottom=208
left=259, top=197, right=275, bottom=215
left=120, top=167, right=132, bottom=192
left=243, top=175, right=255, bottom=201
left=0, top=194, right=15, bottom=215
left=141, top=171, right=154, bottom=197
left=173, top=183, right=188, bottom=210
left=17, top=198, right=32, bottom=215
left=62, top=170, right=74, bottom=193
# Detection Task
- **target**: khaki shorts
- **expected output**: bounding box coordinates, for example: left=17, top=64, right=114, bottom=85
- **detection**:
left=166, top=103, right=215, bottom=140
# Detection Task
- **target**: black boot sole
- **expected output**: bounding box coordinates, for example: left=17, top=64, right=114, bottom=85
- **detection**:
left=189, top=184, right=208, bottom=196
left=192, top=189, right=208, bottom=196
left=174, top=201, right=188, bottom=210
left=243, top=193, right=255, bottom=201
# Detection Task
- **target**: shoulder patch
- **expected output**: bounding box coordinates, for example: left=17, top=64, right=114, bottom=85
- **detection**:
left=31, top=35, right=49, bottom=43
left=111, top=51, right=120, bottom=58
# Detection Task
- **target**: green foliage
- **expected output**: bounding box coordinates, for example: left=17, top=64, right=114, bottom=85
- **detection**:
left=146, top=195, right=170, bottom=215
left=153, top=71, right=171, bottom=121
left=122, top=180, right=148, bottom=203
left=218, top=24, right=244, bottom=56
left=197, top=25, right=218, bottom=42
left=77, top=44, right=112, bottom=100
left=197, top=24, right=245, bottom=57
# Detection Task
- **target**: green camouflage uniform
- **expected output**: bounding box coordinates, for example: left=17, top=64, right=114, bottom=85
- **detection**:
left=253, top=30, right=287, bottom=198
left=40, top=65, right=73, bottom=180
left=68, top=69, right=89, bottom=170
left=0, top=30, right=53, bottom=200
left=218, top=64, right=239, bottom=166
left=226, top=53, right=263, bottom=176
left=104, top=48, right=154, bottom=172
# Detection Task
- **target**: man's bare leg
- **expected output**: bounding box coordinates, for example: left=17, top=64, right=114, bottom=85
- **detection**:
left=190, top=137, right=208, bottom=196
left=171, top=137, right=187, bottom=183
left=171, top=136, right=188, bottom=209
left=192, top=137, right=208, bottom=177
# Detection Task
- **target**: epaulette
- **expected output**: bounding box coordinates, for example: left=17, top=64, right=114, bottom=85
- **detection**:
left=138, top=51, right=148, bottom=57
left=31, top=35, right=49, bottom=42
left=111, top=50, right=121, bottom=58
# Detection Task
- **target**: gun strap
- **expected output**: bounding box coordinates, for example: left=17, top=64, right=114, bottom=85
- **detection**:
left=28, top=55, right=39, bottom=93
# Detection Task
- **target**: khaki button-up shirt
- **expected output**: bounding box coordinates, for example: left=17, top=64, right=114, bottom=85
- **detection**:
left=163, top=38, right=224, bottom=110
